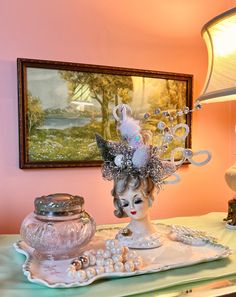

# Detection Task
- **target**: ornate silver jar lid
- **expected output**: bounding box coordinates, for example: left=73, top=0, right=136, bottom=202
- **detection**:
left=34, top=193, right=84, bottom=217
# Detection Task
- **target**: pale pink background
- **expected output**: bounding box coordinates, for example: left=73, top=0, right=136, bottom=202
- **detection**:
left=0, top=0, right=236, bottom=233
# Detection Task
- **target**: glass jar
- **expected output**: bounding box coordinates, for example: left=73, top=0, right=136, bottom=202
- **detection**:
left=20, top=193, right=96, bottom=260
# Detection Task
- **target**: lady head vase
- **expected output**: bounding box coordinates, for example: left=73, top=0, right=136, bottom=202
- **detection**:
left=96, top=103, right=211, bottom=249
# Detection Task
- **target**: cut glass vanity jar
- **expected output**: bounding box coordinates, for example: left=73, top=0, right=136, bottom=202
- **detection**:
left=20, top=193, right=96, bottom=260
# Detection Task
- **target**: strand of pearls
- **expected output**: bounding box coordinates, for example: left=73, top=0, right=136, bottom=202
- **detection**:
left=169, top=225, right=217, bottom=246
left=67, top=239, right=143, bottom=283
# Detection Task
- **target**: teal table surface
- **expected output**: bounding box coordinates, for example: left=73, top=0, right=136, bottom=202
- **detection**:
left=1, top=212, right=236, bottom=297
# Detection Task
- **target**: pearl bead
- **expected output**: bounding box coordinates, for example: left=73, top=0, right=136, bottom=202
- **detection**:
left=79, top=255, right=89, bottom=268
left=109, top=240, right=117, bottom=248
left=124, top=260, right=135, bottom=272
left=164, top=133, right=173, bottom=143
left=115, top=246, right=125, bottom=255
left=112, top=254, right=123, bottom=263
left=105, top=240, right=111, bottom=248
left=183, top=149, right=193, bottom=158
left=111, top=247, right=117, bottom=255
left=77, top=269, right=87, bottom=282
left=88, top=249, right=96, bottom=255
left=95, top=265, right=105, bottom=275
left=83, top=251, right=92, bottom=257
left=96, top=257, right=104, bottom=266
left=114, top=154, right=124, bottom=167
left=157, top=121, right=166, bottom=130
left=103, top=249, right=112, bottom=259
left=86, top=267, right=96, bottom=279
left=89, top=254, right=96, bottom=266
left=71, top=259, right=82, bottom=270
left=96, top=249, right=104, bottom=257
left=114, top=261, right=124, bottom=272
left=67, top=265, right=77, bottom=277
left=134, top=257, right=143, bottom=269
left=105, top=264, right=114, bottom=273
left=126, top=251, right=137, bottom=260
left=104, top=258, right=114, bottom=266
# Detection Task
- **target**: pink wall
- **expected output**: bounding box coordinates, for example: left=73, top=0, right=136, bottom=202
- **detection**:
left=0, top=0, right=235, bottom=233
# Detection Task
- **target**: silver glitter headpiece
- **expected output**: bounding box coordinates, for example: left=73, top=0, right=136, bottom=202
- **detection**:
left=95, top=134, right=176, bottom=186
left=96, top=104, right=211, bottom=187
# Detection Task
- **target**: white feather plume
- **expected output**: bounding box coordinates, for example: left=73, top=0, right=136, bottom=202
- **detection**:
left=132, top=145, right=150, bottom=168
left=118, top=116, right=143, bottom=148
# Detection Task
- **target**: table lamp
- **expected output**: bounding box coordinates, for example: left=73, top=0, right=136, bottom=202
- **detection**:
left=197, top=7, right=236, bottom=228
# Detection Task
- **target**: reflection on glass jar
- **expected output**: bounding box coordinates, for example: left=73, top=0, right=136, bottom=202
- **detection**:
left=20, top=193, right=96, bottom=260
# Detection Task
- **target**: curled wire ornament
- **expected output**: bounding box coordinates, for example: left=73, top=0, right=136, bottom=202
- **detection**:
left=171, top=123, right=190, bottom=141
left=170, top=147, right=212, bottom=167
left=112, top=104, right=132, bottom=122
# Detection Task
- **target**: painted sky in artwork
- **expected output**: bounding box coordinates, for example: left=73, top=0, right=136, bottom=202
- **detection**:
left=27, top=68, right=68, bottom=109
left=27, top=67, right=171, bottom=112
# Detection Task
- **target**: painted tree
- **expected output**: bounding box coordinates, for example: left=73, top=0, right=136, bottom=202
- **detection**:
left=59, top=71, right=133, bottom=139
left=27, top=92, right=44, bottom=134
left=165, top=80, right=186, bottom=111
left=148, top=79, right=186, bottom=123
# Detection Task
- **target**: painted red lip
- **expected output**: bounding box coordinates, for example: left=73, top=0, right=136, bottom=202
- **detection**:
left=130, top=211, right=137, bottom=215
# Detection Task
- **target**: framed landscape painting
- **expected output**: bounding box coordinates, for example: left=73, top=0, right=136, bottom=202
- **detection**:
left=17, top=58, right=192, bottom=168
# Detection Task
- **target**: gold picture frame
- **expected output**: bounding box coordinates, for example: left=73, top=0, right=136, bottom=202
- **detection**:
left=17, top=58, right=192, bottom=168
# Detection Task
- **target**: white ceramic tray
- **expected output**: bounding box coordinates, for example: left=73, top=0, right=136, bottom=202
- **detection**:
left=14, top=223, right=231, bottom=288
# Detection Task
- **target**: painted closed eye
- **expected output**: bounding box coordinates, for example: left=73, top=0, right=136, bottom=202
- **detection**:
left=121, top=201, right=129, bottom=208
left=134, top=198, right=143, bottom=205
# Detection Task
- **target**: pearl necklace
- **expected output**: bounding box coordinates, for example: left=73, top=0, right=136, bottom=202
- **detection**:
left=169, top=225, right=217, bottom=246
left=67, top=239, right=143, bottom=282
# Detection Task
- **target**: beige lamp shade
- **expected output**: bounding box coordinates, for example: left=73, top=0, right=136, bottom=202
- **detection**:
left=198, top=7, right=236, bottom=103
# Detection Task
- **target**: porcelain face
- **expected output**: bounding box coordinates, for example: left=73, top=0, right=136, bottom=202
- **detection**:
left=119, top=187, right=150, bottom=220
